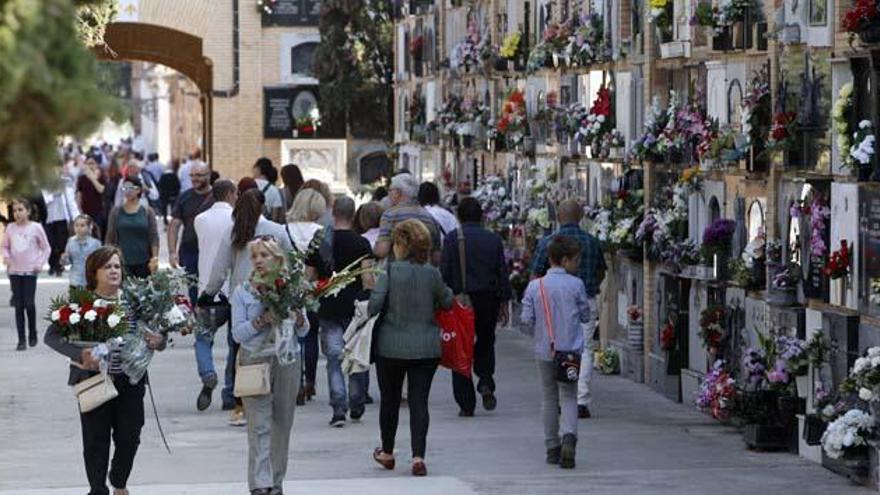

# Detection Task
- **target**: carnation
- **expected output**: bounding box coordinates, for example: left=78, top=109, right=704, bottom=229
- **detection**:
left=107, top=314, right=122, bottom=328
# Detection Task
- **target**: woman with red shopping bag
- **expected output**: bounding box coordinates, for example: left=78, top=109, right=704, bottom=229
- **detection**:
left=440, top=197, right=512, bottom=416
left=368, top=219, right=453, bottom=476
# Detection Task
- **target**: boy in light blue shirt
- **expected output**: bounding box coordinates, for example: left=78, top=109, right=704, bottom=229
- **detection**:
left=62, top=215, right=101, bottom=289
left=521, top=236, right=590, bottom=469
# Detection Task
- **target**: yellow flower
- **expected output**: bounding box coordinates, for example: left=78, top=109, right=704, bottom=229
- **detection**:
left=650, top=0, right=668, bottom=9
left=681, top=167, right=699, bottom=183
left=500, top=32, right=521, bottom=59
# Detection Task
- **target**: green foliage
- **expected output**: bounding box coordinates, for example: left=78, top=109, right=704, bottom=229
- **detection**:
left=0, top=0, right=116, bottom=195
left=75, top=0, right=118, bottom=48
left=313, top=0, right=393, bottom=139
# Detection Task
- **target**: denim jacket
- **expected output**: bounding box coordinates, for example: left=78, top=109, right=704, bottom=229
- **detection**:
left=231, top=282, right=310, bottom=360
left=520, top=268, right=590, bottom=361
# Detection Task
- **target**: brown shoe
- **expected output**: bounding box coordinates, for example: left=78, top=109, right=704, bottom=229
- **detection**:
left=411, top=460, right=427, bottom=476
left=304, top=383, right=316, bottom=401
left=373, top=447, right=395, bottom=470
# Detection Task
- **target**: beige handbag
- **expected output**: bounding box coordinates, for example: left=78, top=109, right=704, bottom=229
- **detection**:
left=73, top=373, right=118, bottom=413
left=234, top=351, right=271, bottom=397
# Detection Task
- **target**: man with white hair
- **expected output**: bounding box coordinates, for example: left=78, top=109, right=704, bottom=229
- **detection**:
left=373, top=173, right=442, bottom=261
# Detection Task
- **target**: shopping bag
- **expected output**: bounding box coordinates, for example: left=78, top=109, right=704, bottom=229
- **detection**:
left=342, top=300, right=379, bottom=375
left=435, top=300, right=475, bottom=377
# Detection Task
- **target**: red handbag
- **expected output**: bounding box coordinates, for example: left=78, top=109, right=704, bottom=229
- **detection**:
left=435, top=299, right=475, bottom=377
left=436, top=227, right=475, bottom=376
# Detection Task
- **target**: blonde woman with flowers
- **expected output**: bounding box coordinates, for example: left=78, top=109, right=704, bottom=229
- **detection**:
left=231, top=236, right=310, bottom=495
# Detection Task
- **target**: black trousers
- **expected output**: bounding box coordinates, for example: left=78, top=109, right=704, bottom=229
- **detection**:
left=376, top=357, right=439, bottom=458
left=452, top=292, right=501, bottom=413
left=301, top=312, right=320, bottom=386
left=9, top=274, right=36, bottom=342
left=46, top=220, right=69, bottom=273
left=80, top=375, right=146, bottom=495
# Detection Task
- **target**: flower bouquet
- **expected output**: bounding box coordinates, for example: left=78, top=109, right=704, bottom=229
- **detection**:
left=47, top=288, right=127, bottom=344
left=822, top=409, right=874, bottom=459
left=767, top=111, right=797, bottom=151
left=698, top=305, right=725, bottom=353
left=594, top=346, right=620, bottom=375
left=696, top=360, right=736, bottom=420
left=843, top=0, right=880, bottom=44
left=825, top=241, right=851, bottom=280
left=660, top=320, right=676, bottom=351
left=834, top=83, right=855, bottom=172
left=500, top=31, right=521, bottom=60
left=495, top=90, right=528, bottom=148
left=849, top=121, right=876, bottom=176
left=119, top=269, right=197, bottom=383
left=700, top=218, right=735, bottom=274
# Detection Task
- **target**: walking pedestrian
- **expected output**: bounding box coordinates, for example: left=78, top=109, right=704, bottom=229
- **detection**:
left=369, top=219, right=453, bottom=477
left=373, top=173, right=441, bottom=262
left=45, top=246, right=167, bottom=495
left=1, top=198, right=50, bottom=350
left=418, top=181, right=459, bottom=242
left=529, top=199, right=605, bottom=419
left=355, top=201, right=383, bottom=250
left=280, top=163, right=304, bottom=212
left=62, top=214, right=102, bottom=290
left=521, top=236, right=590, bottom=469
left=168, top=162, right=214, bottom=301
left=252, top=157, right=285, bottom=223
left=306, top=196, right=375, bottom=427
left=231, top=237, right=309, bottom=495
left=158, top=159, right=181, bottom=226
left=301, top=179, right=334, bottom=227
left=202, top=189, right=292, bottom=425
left=44, top=170, right=80, bottom=276
left=105, top=177, right=159, bottom=279
left=192, top=180, right=237, bottom=412
left=178, top=150, right=204, bottom=195
left=284, top=189, right=327, bottom=405
left=440, top=197, right=512, bottom=416
left=101, top=160, right=121, bottom=242
left=76, top=157, right=107, bottom=239
left=113, top=159, right=159, bottom=209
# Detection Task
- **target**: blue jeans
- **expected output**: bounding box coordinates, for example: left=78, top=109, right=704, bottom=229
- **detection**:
left=320, top=317, right=368, bottom=415
left=181, top=248, right=214, bottom=384
left=222, top=323, right=238, bottom=407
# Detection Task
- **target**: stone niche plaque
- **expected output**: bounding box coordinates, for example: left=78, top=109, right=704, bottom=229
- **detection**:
left=768, top=305, right=806, bottom=339
left=823, top=309, right=860, bottom=390
left=262, top=0, right=321, bottom=26
left=860, top=185, right=880, bottom=316
left=280, top=139, right=348, bottom=193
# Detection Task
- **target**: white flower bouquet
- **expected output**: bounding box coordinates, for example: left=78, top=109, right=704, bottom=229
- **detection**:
left=821, top=409, right=874, bottom=459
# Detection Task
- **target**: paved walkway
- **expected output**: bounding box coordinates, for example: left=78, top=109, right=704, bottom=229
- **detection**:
left=0, top=275, right=870, bottom=495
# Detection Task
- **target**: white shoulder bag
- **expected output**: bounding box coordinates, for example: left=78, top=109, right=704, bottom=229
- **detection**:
left=73, top=372, right=118, bottom=413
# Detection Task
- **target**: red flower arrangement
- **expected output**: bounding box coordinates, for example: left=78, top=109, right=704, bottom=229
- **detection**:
left=843, top=0, right=880, bottom=33
left=768, top=111, right=797, bottom=148
left=616, top=188, right=629, bottom=200
left=627, top=305, right=643, bottom=322
left=496, top=90, right=527, bottom=145
left=409, top=35, right=424, bottom=58
left=824, top=240, right=851, bottom=279
left=698, top=306, right=725, bottom=351
left=589, top=86, right=612, bottom=118
left=47, top=288, right=127, bottom=342
left=660, top=320, right=676, bottom=351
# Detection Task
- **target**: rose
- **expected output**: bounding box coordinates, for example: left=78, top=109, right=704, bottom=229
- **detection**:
left=107, top=313, right=122, bottom=328
left=859, top=387, right=875, bottom=402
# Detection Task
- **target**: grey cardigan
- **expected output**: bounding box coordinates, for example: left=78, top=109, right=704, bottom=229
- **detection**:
left=368, top=261, right=453, bottom=360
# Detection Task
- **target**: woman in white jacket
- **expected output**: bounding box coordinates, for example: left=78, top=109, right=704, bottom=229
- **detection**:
left=284, top=188, right=326, bottom=403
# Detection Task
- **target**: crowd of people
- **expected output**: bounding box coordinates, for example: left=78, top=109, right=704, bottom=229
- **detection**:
left=3, top=140, right=606, bottom=495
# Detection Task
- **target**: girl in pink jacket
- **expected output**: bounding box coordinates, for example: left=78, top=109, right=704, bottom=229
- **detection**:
left=1, top=198, right=51, bottom=350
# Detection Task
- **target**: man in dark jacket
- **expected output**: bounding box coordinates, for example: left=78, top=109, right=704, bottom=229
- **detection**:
left=441, top=197, right=512, bottom=416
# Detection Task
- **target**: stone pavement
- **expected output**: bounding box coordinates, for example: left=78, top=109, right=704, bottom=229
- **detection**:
left=0, top=275, right=871, bottom=495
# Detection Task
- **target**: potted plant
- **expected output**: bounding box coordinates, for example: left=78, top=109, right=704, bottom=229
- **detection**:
left=825, top=240, right=851, bottom=306
left=843, top=0, right=880, bottom=44
left=594, top=346, right=621, bottom=375
left=698, top=305, right=725, bottom=358
left=627, top=305, right=644, bottom=351
left=700, top=218, right=735, bottom=279
left=821, top=409, right=874, bottom=478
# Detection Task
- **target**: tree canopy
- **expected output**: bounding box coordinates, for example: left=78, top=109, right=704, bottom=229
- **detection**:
left=313, top=0, right=393, bottom=139
left=0, top=0, right=117, bottom=195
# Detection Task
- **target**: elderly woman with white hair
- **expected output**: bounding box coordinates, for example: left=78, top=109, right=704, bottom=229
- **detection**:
left=373, top=173, right=442, bottom=261
left=231, top=236, right=310, bottom=495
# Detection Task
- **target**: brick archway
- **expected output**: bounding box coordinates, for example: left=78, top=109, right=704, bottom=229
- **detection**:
left=95, top=22, right=213, bottom=163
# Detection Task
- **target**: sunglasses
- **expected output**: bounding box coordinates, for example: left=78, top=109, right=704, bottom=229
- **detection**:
left=252, top=234, right=278, bottom=242
left=122, top=185, right=141, bottom=192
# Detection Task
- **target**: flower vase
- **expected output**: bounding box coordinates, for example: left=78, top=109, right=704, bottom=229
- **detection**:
left=832, top=277, right=847, bottom=307
left=795, top=374, right=809, bottom=399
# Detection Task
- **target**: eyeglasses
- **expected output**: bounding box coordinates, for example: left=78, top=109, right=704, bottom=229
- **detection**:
left=190, top=172, right=210, bottom=178
left=252, top=234, right=278, bottom=242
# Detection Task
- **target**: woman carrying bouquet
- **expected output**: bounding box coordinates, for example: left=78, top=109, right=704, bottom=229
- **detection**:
left=44, top=246, right=165, bottom=495
left=231, top=236, right=309, bottom=495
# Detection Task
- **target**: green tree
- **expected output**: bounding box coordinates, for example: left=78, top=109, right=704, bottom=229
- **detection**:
left=313, top=0, right=393, bottom=139
left=0, top=0, right=117, bottom=195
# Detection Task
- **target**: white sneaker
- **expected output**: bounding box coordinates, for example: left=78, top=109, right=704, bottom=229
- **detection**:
left=229, top=407, right=246, bottom=427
